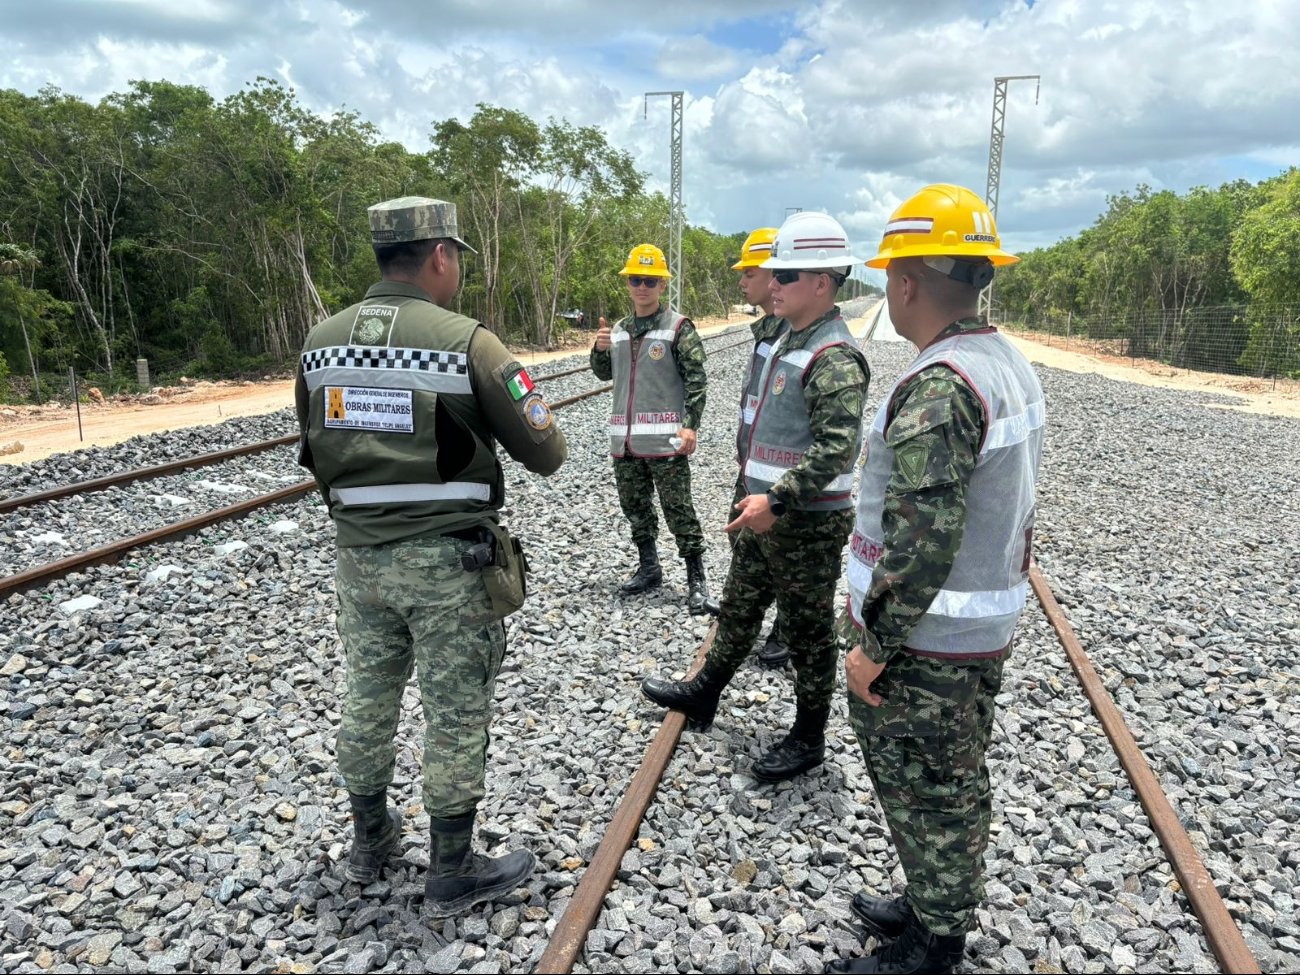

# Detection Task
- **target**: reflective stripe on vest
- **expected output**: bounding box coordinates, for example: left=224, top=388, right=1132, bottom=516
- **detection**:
left=742, top=315, right=863, bottom=511
left=847, top=329, right=1045, bottom=656
left=737, top=317, right=789, bottom=463
left=301, top=345, right=472, bottom=394
left=609, top=308, right=688, bottom=457
left=329, top=481, right=493, bottom=506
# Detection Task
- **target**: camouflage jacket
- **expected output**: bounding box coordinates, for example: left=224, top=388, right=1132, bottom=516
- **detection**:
left=590, top=308, right=708, bottom=430
left=837, top=316, right=988, bottom=664
left=767, top=307, right=870, bottom=509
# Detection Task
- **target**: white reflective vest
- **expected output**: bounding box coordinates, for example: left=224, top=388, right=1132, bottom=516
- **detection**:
left=609, top=306, right=688, bottom=457
left=737, top=316, right=790, bottom=463
left=847, top=328, right=1045, bottom=656
left=742, top=314, right=865, bottom=511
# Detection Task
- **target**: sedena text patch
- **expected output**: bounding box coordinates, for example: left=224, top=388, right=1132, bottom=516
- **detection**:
left=324, top=386, right=414, bottom=434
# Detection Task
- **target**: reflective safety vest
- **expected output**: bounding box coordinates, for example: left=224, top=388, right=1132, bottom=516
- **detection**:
left=742, top=313, right=865, bottom=511
left=609, top=306, right=687, bottom=458
left=737, top=315, right=790, bottom=463
left=298, top=292, right=501, bottom=543
left=847, top=328, right=1045, bottom=656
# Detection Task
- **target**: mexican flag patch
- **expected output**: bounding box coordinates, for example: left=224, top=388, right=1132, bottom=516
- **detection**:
left=506, top=370, right=536, bottom=401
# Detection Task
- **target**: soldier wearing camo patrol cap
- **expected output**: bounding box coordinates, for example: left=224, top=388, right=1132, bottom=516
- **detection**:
left=295, top=196, right=567, bottom=919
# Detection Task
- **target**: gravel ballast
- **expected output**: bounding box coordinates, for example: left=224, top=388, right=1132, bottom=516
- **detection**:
left=1, top=327, right=1296, bottom=974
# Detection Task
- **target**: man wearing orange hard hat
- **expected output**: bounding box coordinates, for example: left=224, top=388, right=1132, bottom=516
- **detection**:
left=591, top=243, right=718, bottom=615
left=730, top=227, right=793, bottom=667
left=829, top=185, right=1046, bottom=975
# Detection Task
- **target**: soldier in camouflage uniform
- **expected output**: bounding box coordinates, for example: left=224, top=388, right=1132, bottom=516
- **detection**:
left=731, top=228, right=792, bottom=667
left=295, top=197, right=567, bottom=919
left=591, top=243, right=718, bottom=615
left=828, top=185, right=1045, bottom=975
left=642, top=212, right=870, bottom=783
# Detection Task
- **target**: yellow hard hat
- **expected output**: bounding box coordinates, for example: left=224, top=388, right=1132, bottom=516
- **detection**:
left=866, top=184, right=1019, bottom=269
left=731, top=227, right=779, bottom=270
left=618, top=243, right=672, bottom=278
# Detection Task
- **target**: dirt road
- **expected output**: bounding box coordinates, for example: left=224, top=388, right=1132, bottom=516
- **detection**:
left=0, top=316, right=744, bottom=466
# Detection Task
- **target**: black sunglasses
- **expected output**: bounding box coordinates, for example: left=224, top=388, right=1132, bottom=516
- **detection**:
left=772, top=268, right=814, bottom=285
left=626, top=275, right=663, bottom=288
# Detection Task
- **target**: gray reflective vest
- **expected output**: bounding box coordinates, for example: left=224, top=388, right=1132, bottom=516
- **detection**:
left=743, top=313, right=864, bottom=511
left=738, top=315, right=790, bottom=463
left=847, top=328, right=1045, bottom=656
left=609, top=306, right=687, bottom=458
left=299, top=294, right=501, bottom=538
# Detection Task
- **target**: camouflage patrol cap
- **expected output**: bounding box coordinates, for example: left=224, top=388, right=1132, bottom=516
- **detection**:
left=367, top=196, right=477, bottom=254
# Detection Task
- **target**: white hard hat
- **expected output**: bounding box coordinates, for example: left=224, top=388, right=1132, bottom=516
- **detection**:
left=761, top=211, right=865, bottom=270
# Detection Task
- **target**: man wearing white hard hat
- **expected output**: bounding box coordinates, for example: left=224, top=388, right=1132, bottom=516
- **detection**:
left=828, top=184, right=1045, bottom=975
left=642, top=212, right=870, bottom=783
left=730, top=227, right=792, bottom=668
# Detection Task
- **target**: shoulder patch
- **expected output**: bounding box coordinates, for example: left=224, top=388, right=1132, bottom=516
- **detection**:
left=523, top=394, right=552, bottom=430
left=350, top=304, right=399, bottom=347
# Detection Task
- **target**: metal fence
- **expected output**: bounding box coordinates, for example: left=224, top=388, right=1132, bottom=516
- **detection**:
left=995, top=304, right=1300, bottom=387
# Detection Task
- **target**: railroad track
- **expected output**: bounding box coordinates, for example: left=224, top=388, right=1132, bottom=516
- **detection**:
left=0, top=334, right=752, bottom=597
left=3, top=323, right=1257, bottom=974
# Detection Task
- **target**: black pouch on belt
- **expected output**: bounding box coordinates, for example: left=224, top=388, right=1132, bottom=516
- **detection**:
left=473, top=521, right=529, bottom=619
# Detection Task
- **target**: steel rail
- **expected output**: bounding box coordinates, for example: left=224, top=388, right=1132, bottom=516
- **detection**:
left=0, top=482, right=316, bottom=598
left=535, top=625, right=716, bottom=974
left=1029, top=564, right=1261, bottom=975
left=0, top=337, right=757, bottom=596
left=0, top=434, right=299, bottom=515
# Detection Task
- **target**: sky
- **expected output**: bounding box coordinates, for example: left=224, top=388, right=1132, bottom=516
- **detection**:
left=2, top=0, right=1298, bottom=285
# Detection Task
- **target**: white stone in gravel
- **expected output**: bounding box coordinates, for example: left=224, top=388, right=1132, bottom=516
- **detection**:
left=58, top=595, right=102, bottom=615
left=197, top=480, right=249, bottom=494
left=214, top=541, right=249, bottom=555
left=31, top=531, right=67, bottom=546
left=145, top=564, right=185, bottom=585
left=153, top=494, right=191, bottom=507
left=1, top=653, right=28, bottom=676
left=269, top=520, right=298, bottom=534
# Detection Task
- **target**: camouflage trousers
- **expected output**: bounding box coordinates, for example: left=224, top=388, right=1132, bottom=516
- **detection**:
left=613, top=454, right=705, bottom=558
left=334, top=534, right=506, bottom=819
left=847, top=650, right=1007, bottom=937
left=705, top=508, right=854, bottom=712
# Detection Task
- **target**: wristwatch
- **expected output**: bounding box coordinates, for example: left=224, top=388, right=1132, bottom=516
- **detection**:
left=766, top=492, right=787, bottom=517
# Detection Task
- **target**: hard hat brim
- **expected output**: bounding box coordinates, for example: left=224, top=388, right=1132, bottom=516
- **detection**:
left=731, top=258, right=773, bottom=271
left=761, top=255, right=866, bottom=270
left=866, top=244, right=1018, bottom=269
left=618, top=267, right=672, bottom=278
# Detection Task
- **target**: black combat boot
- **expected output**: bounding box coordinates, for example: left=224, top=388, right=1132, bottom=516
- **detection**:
left=683, top=555, right=720, bottom=616
left=850, top=890, right=913, bottom=941
left=424, top=813, right=536, bottom=919
left=641, top=659, right=733, bottom=731
left=756, top=625, right=790, bottom=667
left=621, top=539, right=663, bottom=594
left=752, top=705, right=828, bottom=782
left=346, top=790, right=403, bottom=884
left=824, top=912, right=966, bottom=974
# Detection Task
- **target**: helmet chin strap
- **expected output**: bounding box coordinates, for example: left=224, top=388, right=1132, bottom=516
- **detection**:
left=923, top=255, right=995, bottom=290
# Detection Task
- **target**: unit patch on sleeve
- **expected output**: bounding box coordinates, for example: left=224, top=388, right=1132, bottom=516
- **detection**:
left=523, top=394, right=553, bottom=431
left=323, top=386, right=414, bottom=434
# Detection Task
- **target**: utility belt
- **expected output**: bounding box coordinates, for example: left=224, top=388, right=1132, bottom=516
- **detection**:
left=445, top=522, right=529, bottom=619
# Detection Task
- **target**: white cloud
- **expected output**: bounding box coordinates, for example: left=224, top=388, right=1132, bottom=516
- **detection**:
left=655, top=35, right=746, bottom=80
left=1, top=0, right=1298, bottom=258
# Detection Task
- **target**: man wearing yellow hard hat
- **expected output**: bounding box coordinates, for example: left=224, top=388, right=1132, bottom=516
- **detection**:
left=830, top=185, right=1046, bottom=975
left=643, top=211, right=870, bottom=783
left=730, top=227, right=792, bottom=667
left=590, top=243, right=718, bottom=615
